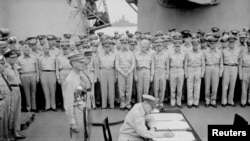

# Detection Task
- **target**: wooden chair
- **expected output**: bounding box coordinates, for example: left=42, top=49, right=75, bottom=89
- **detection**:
left=102, top=117, right=112, bottom=141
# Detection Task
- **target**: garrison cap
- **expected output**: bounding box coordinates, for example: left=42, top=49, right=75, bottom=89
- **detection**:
left=211, top=27, right=220, bottom=32
left=4, top=49, right=17, bottom=58
left=228, top=35, right=237, bottom=42
left=46, top=34, right=56, bottom=40
left=63, top=33, right=72, bottom=39
left=135, top=30, right=142, bottom=34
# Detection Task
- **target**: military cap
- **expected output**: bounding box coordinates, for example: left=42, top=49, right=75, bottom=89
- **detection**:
left=200, top=38, right=206, bottom=43
left=181, top=30, right=191, bottom=38
left=230, top=30, right=239, bottom=35
left=79, top=35, right=88, bottom=40
left=89, top=35, right=98, bottom=41
left=228, top=35, right=237, bottom=42
left=114, top=31, right=119, bottom=34
left=129, top=39, right=137, bottom=45
left=60, top=41, right=70, bottom=49
left=127, top=33, right=134, bottom=38
left=173, top=32, right=182, bottom=40
left=168, top=26, right=176, bottom=32
left=82, top=43, right=90, bottom=49
left=120, top=37, right=129, bottom=44
left=67, top=52, right=87, bottom=62
left=56, top=37, right=62, bottom=42
left=97, top=32, right=104, bottom=37
left=197, top=29, right=205, bottom=36
left=211, top=27, right=220, bottom=32
left=46, top=34, right=56, bottom=40
left=101, top=39, right=113, bottom=46
left=239, top=32, right=247, bottom=38
left=191, top=33, right=199, bottom=39
left=28, top=37, right=38, bottom=45
left=19, top=40, right=25, bottom=45
left=154, top=38, right=163, bottom=43
left=191, top=39, right=200, bottom=44
left=207, top=36, right=218, bottom=43
left=75, top=41, right=82, bottom=47
left=63, top=33, right=72, bottom=39
left=7, top=36, right=17, bottom=44
left=135, top=30, right=142, bottom=34
left=155, top=31, right=163, bottom=37
left=222, top=31, right=230, bottom=36
left=220, top=37, right=228, bottom=43
left=4, top=49, right=17, bottom=58
left=142, top=94, right=158, bottom=107
left=90, top=40, right=99, bottom=46
left=213, top=34, right=221, bottom=39
left=144, top=32, right=151, bottom=35
left=83, top=50, right=93, bottom=57
left=246, top=40, right=250, bottom=46
left=37, top=35, right=45, bottom=40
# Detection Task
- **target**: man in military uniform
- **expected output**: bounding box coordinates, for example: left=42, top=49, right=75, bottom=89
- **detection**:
left=204, top=37, right=223, bottom=108
left=118, top=94, right=174, bottom=141
left=115, top=37, right=135, bottom=110
left=134, top=40, right=154, bottom=102
left=222, top=36, right=241, bottom=107
left=16, top=45, right=39, bottom=112
left=185, top=39, right=205, bottom=108
left=239, top=40, right=250, bottom=107
left=63, top=51, right=93, bottom=141
left=0, top=54, right=14, bottom=140
left=46, top=35, right=62, bottom=57
left=37, top=35, right=48, bottom=52
left=4, top=50, right=26, bottom=140
left=153, top=39, right=169, bottom=109
left=38, top=46, right=57, bottom=111
left=169, top=36, right=186, bottom=108
left=55, top=42, right=72, bottom=111
left=97, top=39, right=116, bottom=109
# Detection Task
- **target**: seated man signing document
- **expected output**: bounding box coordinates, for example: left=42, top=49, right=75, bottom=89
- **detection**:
left=118, top=94, right=174, bottom=141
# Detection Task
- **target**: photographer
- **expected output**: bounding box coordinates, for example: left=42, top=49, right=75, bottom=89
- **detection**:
left=63, top=51, right=93, bottom=141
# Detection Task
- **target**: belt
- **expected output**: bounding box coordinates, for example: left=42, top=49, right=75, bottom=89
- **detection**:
left=20, top=71, right=36, bottom=74
left=10, top=84, right=19, bottom=87
left=171, top=66, right=183, bottom=69
left=243, top=66, right=250, bottom=68
left=100, top=67, right=114, bottom=70
left=224, top=64, right=237, bottom=66
left=59, top=68, right=72, bottom=71
left=42, top=70, right=55, bottom=72
left=206, top=64, right=219, bottom=67
left=188, top=66, right=201, bottom=68
left=137, top=67, right=150, bottom=70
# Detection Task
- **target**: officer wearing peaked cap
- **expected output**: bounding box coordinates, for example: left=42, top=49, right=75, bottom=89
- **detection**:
left=0, top=41, right=8, bottom=55
left=37, top=35, right=48, bottom=52
left=63, top=33, right=72, bottom=42
left=118, top=94, right=174, bottom=141
left=46, top=34, right=62, bottom=57
left=63, top=51, right=94, bottom=141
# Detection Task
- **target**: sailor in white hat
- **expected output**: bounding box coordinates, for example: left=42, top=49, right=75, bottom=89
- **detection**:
left=118, top=94, right=174, bottom=141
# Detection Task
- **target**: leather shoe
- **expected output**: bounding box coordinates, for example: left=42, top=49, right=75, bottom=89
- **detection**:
left=15, top=134, right=26, bottom=140
left=240, top=104, right=246, bottom=108
left=221, top=104, right=227, bottom=107
left=228, top=104, right=236, bottom=107
left=211, top=104, right=217, bottom=108
left=205, top=104, right=209, bottom=107
left=187, top=105, right=192, bottom=108
left=193, top=105, right=199, bottom=108
left=177, top=105, right=183, bottom=109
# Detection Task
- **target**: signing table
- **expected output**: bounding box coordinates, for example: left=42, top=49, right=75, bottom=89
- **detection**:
left=150, top=109, right=201, bottom=141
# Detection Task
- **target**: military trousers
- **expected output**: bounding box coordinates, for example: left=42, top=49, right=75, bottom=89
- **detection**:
left=0, top=96, right=12, bottom=141
left=71, top=105, right=92, bottom=141
left=11, top=87, right=22, bottom=133
left=241, top=67, right=250, bottom=105
left=170, top=67, right=184, bottom=106
left=100, top=68, right=115, bottom=108
left=153, top=69, right=166, bottom=104
left=222, top=66, right=238, bottom=105
left=41, top=71, right=56, bottom=110
left=20, top=72, right=37, bottom=111
left=205, top=66, right=220, bottom=105
left=59, top=70, right=71, bottom=108
left=118, top=71, right=133, bottom=108
left=136, top=69, right=150, bottom=102
left=187, top=67, right=202, bottom=106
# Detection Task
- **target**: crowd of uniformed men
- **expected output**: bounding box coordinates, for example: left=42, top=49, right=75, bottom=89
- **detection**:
left=1, top=26, right=250, bottom=140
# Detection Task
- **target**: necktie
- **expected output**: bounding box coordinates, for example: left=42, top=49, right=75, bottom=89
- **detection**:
left=1, top=73, right=12, bottom=91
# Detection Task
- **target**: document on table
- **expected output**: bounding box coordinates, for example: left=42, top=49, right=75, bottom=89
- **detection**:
left=151, top=113, right=184, bottom=121
left=155, top=121, right=191, bottom=130
left=153, top=131, right=196, bottom=141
